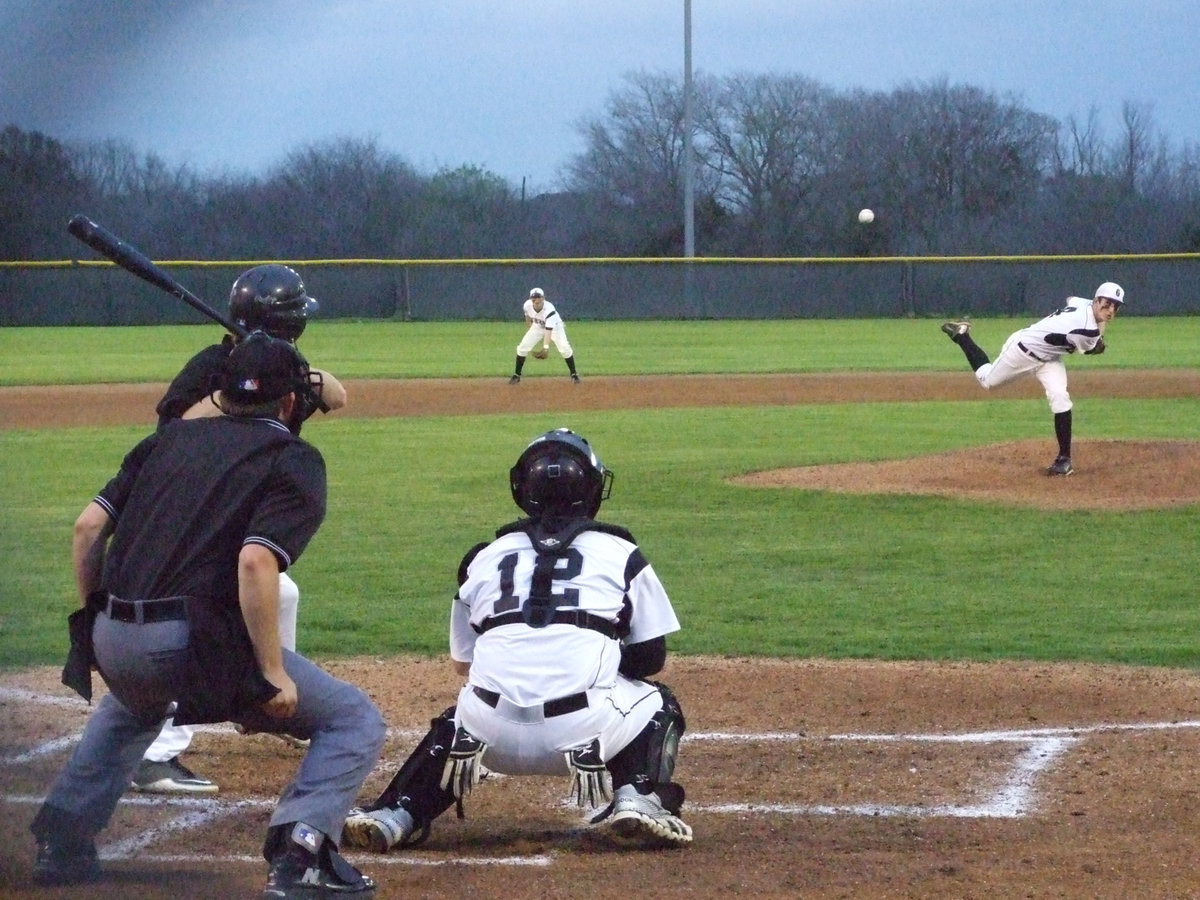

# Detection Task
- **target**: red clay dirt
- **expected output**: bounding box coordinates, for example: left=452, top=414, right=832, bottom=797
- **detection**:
left=2, top=370, right=1199, bottom=899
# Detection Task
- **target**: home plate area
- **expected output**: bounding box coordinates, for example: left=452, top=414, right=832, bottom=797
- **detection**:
left=5, top=657, right=1200, bottom=898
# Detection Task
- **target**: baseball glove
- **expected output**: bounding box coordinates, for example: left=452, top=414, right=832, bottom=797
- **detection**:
left=531, top=347, right=549, bottom=359
left=1085, top=337, right=1106, bottom=355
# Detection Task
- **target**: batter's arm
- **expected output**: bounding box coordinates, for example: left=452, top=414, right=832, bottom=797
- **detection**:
left=189, top=367, right=347, bottom=419
left=181, top=395, right=222, bottom=419
left=311, top=368, right=347, bottom=410
left=72, top=501, right=114, bottom=605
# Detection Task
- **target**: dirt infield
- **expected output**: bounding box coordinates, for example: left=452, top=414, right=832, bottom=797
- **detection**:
left=6, top=659, right=1200, bottom=899
left=3, top=370, right=1200, bottom=898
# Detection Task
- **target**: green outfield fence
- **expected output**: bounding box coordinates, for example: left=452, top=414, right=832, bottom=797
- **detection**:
left=2, top=253, right=1198, bottom=325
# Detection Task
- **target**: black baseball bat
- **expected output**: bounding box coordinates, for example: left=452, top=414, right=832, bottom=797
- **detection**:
left=67, top=214, right=247, bottom=337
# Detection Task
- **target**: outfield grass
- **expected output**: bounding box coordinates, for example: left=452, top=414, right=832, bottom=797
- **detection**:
left=3, top=316, right=1200, bottom=384
left=2, top=320, right=1198, bottom=670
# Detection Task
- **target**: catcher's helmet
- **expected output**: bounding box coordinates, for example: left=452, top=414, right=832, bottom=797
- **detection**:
left=510, top=428, right=613, bottom=518
left=219, top=330, right=312, bottom=406
left=229, top=264, right=319, bottom=341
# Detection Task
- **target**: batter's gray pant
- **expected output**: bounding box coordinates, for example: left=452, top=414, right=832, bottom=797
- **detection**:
left=35, top=610, right=386, bottom=848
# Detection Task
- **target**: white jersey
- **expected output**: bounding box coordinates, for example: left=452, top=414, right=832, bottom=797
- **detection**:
left=522, top=298, right=563, bottom=330
left=1011, top=299, right=1103, bottom=361
left=450, top=523, right=680, bottom=706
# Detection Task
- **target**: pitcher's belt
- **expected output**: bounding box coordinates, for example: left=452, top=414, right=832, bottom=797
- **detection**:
left=1017, top=341, right=1049, bottom=362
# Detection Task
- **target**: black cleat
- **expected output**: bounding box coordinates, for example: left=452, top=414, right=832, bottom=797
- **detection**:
left=32, top=840, right=101, bottom=886
left=1045, top=455, right=1074, bottom=476
left=940, top=321, right=971, bottom=338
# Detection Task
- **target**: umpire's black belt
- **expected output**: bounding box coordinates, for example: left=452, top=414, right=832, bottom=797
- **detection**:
left=105, top=594, right=188, bottom=625
left=473, top=685, right=589, bottom=718
left=1017, top=341, right=1049, bottom=363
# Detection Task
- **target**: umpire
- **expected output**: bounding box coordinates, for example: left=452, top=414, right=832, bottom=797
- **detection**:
left=30, top=332, right=385, bottom=898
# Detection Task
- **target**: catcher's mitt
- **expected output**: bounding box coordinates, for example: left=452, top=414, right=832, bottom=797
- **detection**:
left=531, top=347, right=549, bottom=359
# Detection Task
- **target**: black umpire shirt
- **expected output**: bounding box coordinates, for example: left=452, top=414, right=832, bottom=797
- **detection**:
left=93, top=415, right=326, bottom=608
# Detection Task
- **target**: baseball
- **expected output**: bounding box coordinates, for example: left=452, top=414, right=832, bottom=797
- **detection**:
left=858, top=208, right=875, bottom=224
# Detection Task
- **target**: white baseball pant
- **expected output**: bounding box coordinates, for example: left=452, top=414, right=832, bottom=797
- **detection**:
left=974, top=334, right=1072, bottom=414
left=517, top=324, right=573, bottom=358
left=455, top=676, right=663, bottom=775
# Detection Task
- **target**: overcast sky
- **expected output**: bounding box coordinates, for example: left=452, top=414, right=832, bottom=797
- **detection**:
left=1, top=1, right=1196, bottom=192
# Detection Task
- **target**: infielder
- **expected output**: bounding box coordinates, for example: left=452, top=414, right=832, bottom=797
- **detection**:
left=32, top=334, right=384, bottom=896
left=941, top=281, right=1124, bottom=476
left=509, top=287, right=581, bottom=383
left=343, top=428, right=691, bottom=851
left=133, top=264, right=345, bottom=796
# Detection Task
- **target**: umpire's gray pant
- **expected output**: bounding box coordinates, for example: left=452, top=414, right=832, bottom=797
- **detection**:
left=37, top=609, right=386, bottom=847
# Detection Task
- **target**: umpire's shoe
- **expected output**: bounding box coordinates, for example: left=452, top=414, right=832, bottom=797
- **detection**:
left=32, top=839, right=101, bottom=886
left=263, top=822, right=375, bottom=898
left=608, top=784, right=693, bottom=847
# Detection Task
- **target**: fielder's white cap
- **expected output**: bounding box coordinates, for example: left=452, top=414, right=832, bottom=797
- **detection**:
left=1094, top=282, right=1124, bottom=304
left=529, top=287, right=544, bottom=298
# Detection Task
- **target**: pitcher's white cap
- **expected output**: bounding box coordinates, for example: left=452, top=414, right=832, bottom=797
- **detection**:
left=529, top=287, right=545, bottom=298
left=1094, top=282, right=1124, bottom=304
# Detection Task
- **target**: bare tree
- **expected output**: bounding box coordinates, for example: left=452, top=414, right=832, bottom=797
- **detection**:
left=0, top=125, right=85, bottom=258
left=261, top=137, right=423, bottom=257
left=698, top=72, right=835, bottom=253
left=565, top=70, right=717, bottom=254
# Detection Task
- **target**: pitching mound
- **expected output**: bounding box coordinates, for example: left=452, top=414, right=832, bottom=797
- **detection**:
left=732, top=438, right=1200, bottom=510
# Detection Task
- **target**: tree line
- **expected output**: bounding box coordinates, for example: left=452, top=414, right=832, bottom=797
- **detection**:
left=3, top=71, right=1198, bottom=263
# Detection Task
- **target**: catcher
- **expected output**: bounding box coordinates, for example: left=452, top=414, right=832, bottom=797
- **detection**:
left=508, top=287, right=582, bottom=383
left=343, top=428, right=691, bottom=851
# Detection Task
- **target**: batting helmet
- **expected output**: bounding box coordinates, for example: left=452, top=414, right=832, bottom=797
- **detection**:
left=510, top=428, right=613, bottom=518
left=229, top=264, right=319, bottom=341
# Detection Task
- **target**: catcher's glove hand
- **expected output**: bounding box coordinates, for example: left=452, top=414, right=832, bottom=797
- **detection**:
left=531, top=347, right=549, bottom=359
left=1085, top=337, right=1106, bottom=355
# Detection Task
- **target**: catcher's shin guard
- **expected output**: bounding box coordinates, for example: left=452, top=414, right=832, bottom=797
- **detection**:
left=604, top=683, right=686, bottom=814
left=371, top=706, right=461, bottom=840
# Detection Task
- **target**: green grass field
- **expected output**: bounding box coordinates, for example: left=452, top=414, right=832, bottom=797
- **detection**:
left=3, top=318, right=1199, bottom=670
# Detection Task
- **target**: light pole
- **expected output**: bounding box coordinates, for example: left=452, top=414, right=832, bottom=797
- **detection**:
left=683, top=0, right=695, bottom=258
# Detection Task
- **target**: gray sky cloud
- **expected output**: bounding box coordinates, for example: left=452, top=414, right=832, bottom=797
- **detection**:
left=2, top=0, right=1195, bottom=191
